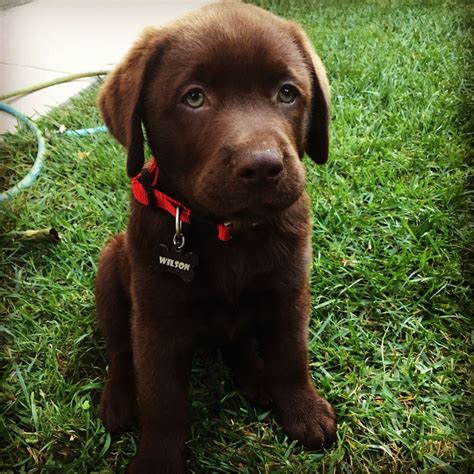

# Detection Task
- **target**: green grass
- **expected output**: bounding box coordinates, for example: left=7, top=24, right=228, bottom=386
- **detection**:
left=1, top=0, right=472, bottom=472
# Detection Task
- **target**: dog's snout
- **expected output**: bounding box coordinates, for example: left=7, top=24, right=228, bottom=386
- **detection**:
left=234, top=150, right=283, bottom=185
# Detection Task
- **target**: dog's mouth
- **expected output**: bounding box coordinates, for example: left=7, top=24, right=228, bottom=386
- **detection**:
left=190, top=181, right=305, bottom=223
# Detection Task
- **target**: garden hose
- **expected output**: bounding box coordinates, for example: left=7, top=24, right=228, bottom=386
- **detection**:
left=0, top=70, right=108, bottom=102
left=0, top=71, right=109, bottom=203
left=0, top=102, right=46, bottom=203
left=63, top=125, right=108, bottom=136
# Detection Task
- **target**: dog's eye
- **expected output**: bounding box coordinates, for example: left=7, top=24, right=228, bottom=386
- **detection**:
left=184, top=89, right=205, bottom=108
left=278, top=84, right=297, bottom=104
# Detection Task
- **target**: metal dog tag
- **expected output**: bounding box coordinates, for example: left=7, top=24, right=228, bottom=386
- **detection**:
left=152, top=244, right=199, bottom=282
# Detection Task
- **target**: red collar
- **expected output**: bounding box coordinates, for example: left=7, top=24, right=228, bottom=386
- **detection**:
left=131, top=160, right=232, bottom=242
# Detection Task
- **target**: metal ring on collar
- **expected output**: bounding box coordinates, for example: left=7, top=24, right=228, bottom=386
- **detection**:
left=173, top=232, right=185, bottom=250
left=175, top=206, right=183, bottom=236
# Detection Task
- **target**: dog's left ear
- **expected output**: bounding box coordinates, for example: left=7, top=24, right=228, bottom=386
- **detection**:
left=287, top=23, right=330, bottom=164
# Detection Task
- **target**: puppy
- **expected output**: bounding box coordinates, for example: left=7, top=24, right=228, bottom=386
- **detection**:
left=95, top=2, right=336, bottom=472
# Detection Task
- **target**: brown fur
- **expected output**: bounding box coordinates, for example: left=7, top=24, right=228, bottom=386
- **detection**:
left=95, top=2, right=336, bottom=472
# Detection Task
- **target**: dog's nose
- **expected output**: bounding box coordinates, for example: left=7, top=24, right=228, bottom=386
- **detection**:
left=234, top=150, right=283, bottom=185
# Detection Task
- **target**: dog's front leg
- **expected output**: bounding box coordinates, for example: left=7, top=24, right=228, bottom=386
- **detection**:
left=127, top=310, right=194, bottom=474
left=261, top=286, right=337, bottom=450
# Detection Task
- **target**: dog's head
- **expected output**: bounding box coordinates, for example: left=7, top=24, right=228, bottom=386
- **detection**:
left=99, top=2, right=330, bottom=221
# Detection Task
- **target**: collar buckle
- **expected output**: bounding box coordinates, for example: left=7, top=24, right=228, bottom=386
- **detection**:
left=140, top=168, right=155, bottom=208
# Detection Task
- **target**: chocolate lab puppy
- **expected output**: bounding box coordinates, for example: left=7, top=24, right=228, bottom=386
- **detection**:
left=96, top=2, right=336, bottom=472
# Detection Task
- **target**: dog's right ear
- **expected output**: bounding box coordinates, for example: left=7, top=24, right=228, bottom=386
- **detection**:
left=98, top=28, right=168, bottom=177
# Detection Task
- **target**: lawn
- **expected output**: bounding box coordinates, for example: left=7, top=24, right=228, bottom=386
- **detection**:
left=0, top=0, right=472, bottom=472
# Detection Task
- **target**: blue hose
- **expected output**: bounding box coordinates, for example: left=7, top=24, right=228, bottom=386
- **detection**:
left=0, top=102, right=46, bottom=203
left=1, top=103, right=108, bottom=203
left=63, top=125, right=108, bottom=136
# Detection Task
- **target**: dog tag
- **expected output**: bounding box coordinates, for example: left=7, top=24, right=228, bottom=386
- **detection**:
left=152, top=244, right=198, bottom=282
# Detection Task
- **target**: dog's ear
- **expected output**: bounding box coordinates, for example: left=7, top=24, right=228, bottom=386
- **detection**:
left=98, top=28, right=167, bottom=177
left=287, top=23, right=330, bottom=164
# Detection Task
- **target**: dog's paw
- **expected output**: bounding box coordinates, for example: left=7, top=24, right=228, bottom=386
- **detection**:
left=126, top=455, right=186, bottom=474
left=276, top=388, right=336, bottom=450
left=239, top=358, right=272, bottom=408
left=99, top=379, right=138, bottom=433
left=126, top=445, right=188, bottom=474
left=243, top=380, right=272, bottom=408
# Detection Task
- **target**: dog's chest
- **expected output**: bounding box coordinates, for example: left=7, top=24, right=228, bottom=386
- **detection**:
left=196, top=238, right=277, bottom=300
left=178, top=239, right=277, bottom=342
left=129, top=209, right=305, bottom=342
left=189, top=285, right=263, bottom=347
